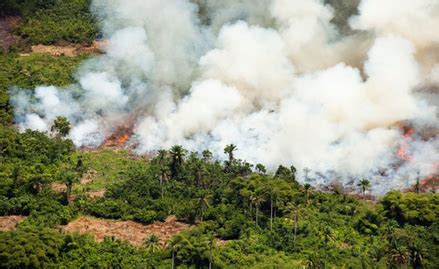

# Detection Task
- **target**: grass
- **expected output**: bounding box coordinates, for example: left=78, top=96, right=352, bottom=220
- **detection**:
left=0, top=52, right=90, bottom=125
left=72, top=149, right=149, bottom=192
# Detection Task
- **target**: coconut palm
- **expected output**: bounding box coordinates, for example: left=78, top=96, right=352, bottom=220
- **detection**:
left=304, top=183, right=312, bottom=204
left=250, top=192, right=265, bottom=227
left=167, top=236, right=182, bottom=269
left=156, top=149, right=169, bottom=197
left=144, top=234, right=161, bottom=254
left=358, top=179, right=371, bottom=199
left=169, top=145, right=186, bottom=179
left=192, top=158, right=205, bottom=188
left=224, top=144, right=237, bottom=166
left=286, top=202, right=305, bottom=249
left=197, top=190, right=212, bottom=222
left=408, top=242, right=424, bottom=268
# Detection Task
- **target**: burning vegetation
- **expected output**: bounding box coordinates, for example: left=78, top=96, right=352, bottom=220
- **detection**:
left=100, top=125, right=134, bottom=149
left=396, top=122, right=439, bottom=193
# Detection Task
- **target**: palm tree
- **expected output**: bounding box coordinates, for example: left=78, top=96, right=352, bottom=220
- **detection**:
left=144, top=234, right=161, bottom=254
left=358, top=179, right=371, bottom=199
left=64, top=171, right=76, bottom=204
left=389, top=241, right=409, bottom=267
left=250, top=192, right=265, bottom=227
left=192, top=158, right=205, bottom=188
left=207, top=233, right=214, bottom=269
left=167, top=236, right=182, bottom=269
left=169, top=145, right=186, bottom=179
left=415, top=178, right=420, bottom=194
left=408, top=242, right=424, bottom=269
left=197, top=190, right=212, bottom=222
left=303, top=183, right=312, bottom=204
left=286, top=202, right=304, bottom=249
left=156, top=150, right=169, bottom=197
left=75, top=156, right=86, bottom=176
left=224, top=144, right=237, bottom=166
left=321, top=227, right=335, bottom=248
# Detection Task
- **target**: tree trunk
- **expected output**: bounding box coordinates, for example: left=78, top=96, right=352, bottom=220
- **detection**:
left=160, top=175, right=164, bottom=198
left=200, top=207, right=204, bottom=222
left=209, top=239, right=213, bottom=269
left=255, top=207, right=258, bottom=227
left=270, top=192, right=273, bottom=231
left=65, top=181, right=73, bottom=204
left=171, top=248, right=175, bottom=269
left=293, top=210, right=298, bottom=248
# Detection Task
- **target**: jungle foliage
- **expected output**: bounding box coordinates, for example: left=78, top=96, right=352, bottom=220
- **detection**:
left=0, top=129, right=438, bottom=268
left=0, top=2, right=438, bottom=268
left=1, top=0, right=98, bottom=45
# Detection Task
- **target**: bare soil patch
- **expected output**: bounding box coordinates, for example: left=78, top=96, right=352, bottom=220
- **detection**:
left=0, top=16, right=21, bottom=51
left=86, top=190, right=106, bottom=199
left=50, top=170, right=103, bottom=199
left=51, top=182, right=67, bottom=193
left=62, top=215, right=191, bottom=247
left=28, top=40, right=106, bottom=57
left=51, top=169, right=97, bottom=193
left=0, top=215, right=26, bottom=231
left=80, top=169, right=97, bottom=185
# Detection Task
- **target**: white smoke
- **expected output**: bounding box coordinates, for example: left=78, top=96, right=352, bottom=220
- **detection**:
left=10, top=0, right=439, bottom=194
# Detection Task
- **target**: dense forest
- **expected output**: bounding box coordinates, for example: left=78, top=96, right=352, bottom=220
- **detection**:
left=1, top=1, right=438, bottom=268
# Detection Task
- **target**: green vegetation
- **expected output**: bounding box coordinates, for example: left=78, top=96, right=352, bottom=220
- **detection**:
left=71, top=149, right=148, bottom=192
left=1, top=126, right=438, bottom=267
left=0, top=52, right=88, bottom=124
left=0, top=2, right=438, bottom=268
left=1, top=0, right=98, bottom=45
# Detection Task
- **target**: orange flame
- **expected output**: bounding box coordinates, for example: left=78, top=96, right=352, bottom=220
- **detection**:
left=397, top=127, right=415, bottom=161
left=100, top=126, right=133, bottom=148
left=117, top=134, right=129, bottom=144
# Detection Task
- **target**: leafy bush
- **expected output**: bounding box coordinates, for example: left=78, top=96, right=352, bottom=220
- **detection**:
left=15, top=0, right=98, bottom=45
left=380, top=191, right=439, bottom=226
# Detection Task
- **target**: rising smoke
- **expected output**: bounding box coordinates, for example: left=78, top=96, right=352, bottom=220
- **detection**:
left=11, top=0, right=439, bottom=193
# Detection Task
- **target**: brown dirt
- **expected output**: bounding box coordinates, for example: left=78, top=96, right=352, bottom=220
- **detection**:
left=51, top=182, right=67, bottom=193
left=50, top=170, right=103, bottom=199
left=80, top=169, right=97, bottom=185
left=31, top=44, right=77, bottom=57
left=86, top=190, right=106, bottom=199
left=0, top=16, right=21, bottom=51
left=30, top=40, right=105, bottom=57
left=62, top=215, right=191, bottom=247
left=51, top=169, right=97, bottom=192
left=0, top=215, right=26, bottom=231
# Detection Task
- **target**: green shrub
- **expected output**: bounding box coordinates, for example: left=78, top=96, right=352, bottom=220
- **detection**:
left=16, top=0, right=98, bottom=45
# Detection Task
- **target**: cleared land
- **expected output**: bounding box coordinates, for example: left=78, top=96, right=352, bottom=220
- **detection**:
left=0, top=215, right=26, bottom=231
left=62, top=215, right=191, bottom=247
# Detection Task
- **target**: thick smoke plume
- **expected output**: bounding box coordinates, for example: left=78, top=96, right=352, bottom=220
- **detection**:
left=11, top=0, right=439, bottom=194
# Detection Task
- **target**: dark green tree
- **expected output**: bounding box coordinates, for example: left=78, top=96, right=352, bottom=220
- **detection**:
left=224, top=144, right=237, bottom=168
left=169, top=145, right=186, bottom=179
left=51, top=116, right=71, bottom=137
left=358, top=179, right=371, bottom=199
